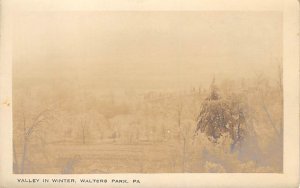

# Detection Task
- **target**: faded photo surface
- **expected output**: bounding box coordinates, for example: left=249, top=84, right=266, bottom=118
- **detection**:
left=13, top=12, right=283, bottom=174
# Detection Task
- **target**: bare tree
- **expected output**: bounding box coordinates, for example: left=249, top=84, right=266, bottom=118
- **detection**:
left=176, top=93, right=190, bottom=172
left=81, top=121, right=86, bottom=144
left=259, top=90, right=280, bottom=137
left=255, top=72, right=282, bottom=138
left=19, top=108, right=55, bottom=173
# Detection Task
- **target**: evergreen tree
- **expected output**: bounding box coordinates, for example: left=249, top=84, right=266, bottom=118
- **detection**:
left=195, top=79, right=246, bottom=150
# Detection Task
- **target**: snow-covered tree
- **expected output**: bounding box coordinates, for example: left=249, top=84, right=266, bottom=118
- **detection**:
left=194, top=79, right=246, bottom=151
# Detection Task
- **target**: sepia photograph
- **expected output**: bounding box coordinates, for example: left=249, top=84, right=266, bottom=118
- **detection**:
left=0, top=0, right=299, bottom=187
left=12, top=11, right=283, bottom=174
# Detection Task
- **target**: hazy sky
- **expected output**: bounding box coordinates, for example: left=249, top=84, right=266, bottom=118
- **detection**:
left=13, top=11, right=282, bottom=91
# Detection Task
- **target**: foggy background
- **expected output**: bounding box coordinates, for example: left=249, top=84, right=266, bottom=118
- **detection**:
left=13, top=11, right=282, bottom=92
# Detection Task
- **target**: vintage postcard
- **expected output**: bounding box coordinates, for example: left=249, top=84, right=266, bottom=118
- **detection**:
left=0, top=0, right=299, bottom=187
